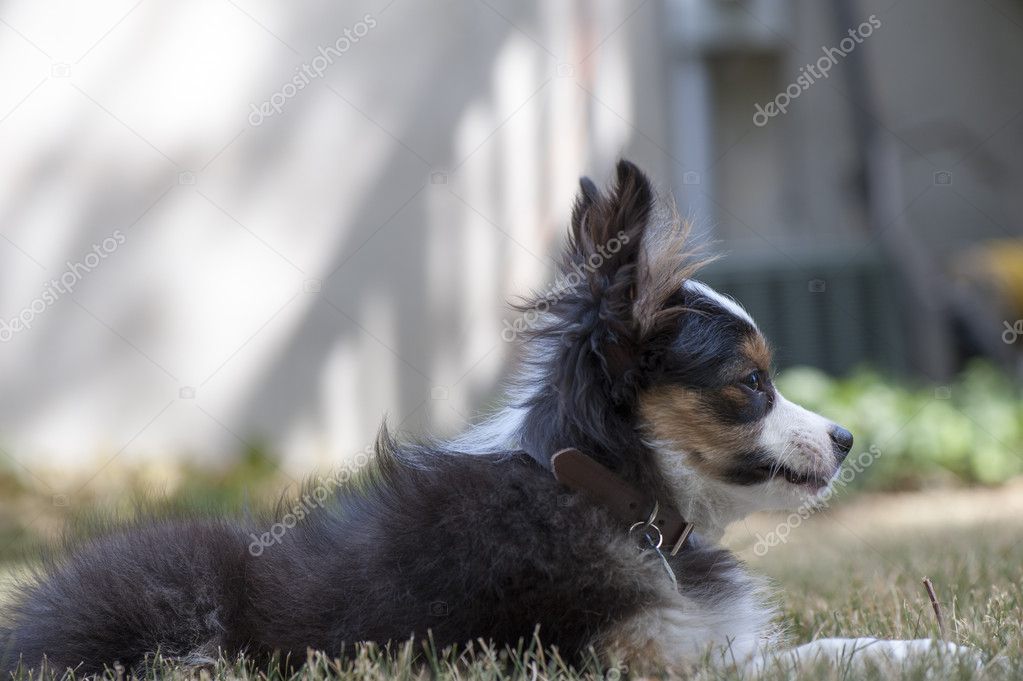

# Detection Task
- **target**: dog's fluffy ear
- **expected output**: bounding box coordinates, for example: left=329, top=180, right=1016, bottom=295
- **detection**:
left=632, top=198, right=705, bottom=336
left=575, top=175, right=601, bottom=210
left=513, top=161, right=710, bottom=461
left=520, top=160, right=706, bottom=457
left=563, top=160, right=652, bottom=331
left=547, top=160, right=656, bottom=413
left=564, top=160, right=702, bottom=337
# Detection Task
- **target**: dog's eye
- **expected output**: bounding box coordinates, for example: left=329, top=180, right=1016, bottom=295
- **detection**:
left=741, top=371, right=764, bottom=392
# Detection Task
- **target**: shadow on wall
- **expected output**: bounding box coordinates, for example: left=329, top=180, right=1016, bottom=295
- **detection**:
left=0, top=0, right=602, bottom=475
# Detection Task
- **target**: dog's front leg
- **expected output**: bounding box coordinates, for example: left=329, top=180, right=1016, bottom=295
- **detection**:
left=747, top=637, right=981, bottom=674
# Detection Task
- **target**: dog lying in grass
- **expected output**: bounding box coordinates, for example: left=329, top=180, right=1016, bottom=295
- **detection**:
left=0, top=161, right=976, bottom=677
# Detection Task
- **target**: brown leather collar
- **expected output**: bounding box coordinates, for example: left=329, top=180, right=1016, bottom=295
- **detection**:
left=551, top=448, right=695, bottom=555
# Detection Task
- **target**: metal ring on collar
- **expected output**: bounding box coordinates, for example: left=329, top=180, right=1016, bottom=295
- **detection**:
left=627, top=500, right=663, bottom=549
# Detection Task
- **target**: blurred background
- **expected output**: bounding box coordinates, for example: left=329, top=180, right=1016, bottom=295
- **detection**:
left=0, top=0, right=1022, bottom=557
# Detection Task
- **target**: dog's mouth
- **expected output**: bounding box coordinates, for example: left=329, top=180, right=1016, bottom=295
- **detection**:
left=754, top=462, right=833, bottom=490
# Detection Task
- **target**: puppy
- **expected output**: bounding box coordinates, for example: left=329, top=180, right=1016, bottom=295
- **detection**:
left=0, top=161, right=968, bottom=676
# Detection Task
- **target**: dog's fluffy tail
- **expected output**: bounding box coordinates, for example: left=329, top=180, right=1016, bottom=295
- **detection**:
left=0, top=519, right=251, bottom=677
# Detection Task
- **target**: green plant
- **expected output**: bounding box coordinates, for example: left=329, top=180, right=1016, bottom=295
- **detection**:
left=776, top=361, right=1023, bottom=490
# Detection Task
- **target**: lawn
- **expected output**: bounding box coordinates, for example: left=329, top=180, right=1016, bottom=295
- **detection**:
left=729, top=480, right=1023, bottom=680
left=1, top=481, right=1021, bottom=680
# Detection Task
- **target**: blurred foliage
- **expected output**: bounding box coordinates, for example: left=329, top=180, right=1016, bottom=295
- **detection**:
left=165, top=442, right=285, bottom=509
left=778, top=361, right=1023, bottom=490
left=3, top=365, right=1022, bottom=563
left=0, top=444, right=290, bottom=563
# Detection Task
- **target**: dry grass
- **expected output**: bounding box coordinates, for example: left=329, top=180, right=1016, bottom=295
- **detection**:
left=2, top=482, right=1022, bottom=680
left=728, top=481, right=1023, bottom=679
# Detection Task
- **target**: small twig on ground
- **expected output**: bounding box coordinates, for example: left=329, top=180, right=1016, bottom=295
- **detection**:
left=922, top=577, right=948, bottom=640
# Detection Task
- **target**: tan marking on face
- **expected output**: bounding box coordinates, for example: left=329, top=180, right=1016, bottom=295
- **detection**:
left=741, top=332, right=772, bottom=370
left=639, top=385, right=760, bottom=477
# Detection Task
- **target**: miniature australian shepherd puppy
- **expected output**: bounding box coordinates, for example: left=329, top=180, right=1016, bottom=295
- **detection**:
left=1, top=161, right=971, bottom=677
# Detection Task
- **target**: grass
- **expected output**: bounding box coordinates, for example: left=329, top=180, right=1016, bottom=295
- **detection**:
left=731, top=481, right=1023, bottom=679
left=2, top=482, right=1022, bottom=680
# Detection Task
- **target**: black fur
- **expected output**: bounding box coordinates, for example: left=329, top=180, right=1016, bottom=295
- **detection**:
left=0, top=161, right=746, bottom=676
left=0, top=443, right=742, bottom=675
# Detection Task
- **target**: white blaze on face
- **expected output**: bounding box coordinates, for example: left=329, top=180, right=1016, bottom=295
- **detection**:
left=759, top=391, right=836, bottom=471
left=751, top=389, right=841, bottom=509
left=683, top=280, right=757, bottom=329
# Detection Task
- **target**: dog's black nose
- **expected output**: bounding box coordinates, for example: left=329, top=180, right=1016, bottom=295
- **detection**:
left=829, top=425, right=854, bottom=459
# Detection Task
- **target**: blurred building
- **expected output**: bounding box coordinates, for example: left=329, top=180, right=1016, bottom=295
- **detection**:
left=0, top=0, right=1019, bottom=479
left=663, top=0, right=1023, bottom=380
